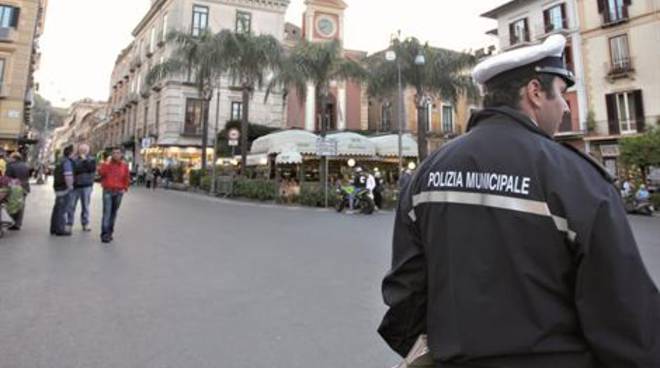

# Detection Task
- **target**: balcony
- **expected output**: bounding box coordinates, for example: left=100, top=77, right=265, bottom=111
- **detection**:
left=535, top=22, right=570, bottom=40
left=0, top=83, right=8, bottom=98
left=606, top=57, right=635, bottom=80
left=508, top=30, right=532, bottom=49
left=602, top=9, right=629, bottom=28
left=0, top=27, right=18, bottom=43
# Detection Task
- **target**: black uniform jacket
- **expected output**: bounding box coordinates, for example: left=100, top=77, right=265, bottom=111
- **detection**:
left=379, top=107, right=660, bottom=368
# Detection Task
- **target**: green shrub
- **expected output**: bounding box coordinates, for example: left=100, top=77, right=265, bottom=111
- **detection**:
left=171, top=166, right=185, bottom=183
left=200, top=175, right=212, bottom=192
left=652, top=193, right=660, bottom=211
left=298, top=183, right=335, bottom=208
left=189, top=170, right=203, bottom=188
left=381, top=188, right=400, bottom=210
left=233, top=179, right=278, bottom=201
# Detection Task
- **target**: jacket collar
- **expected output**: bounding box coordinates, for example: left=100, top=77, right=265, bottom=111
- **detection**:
left=467, top=106, right=554, bottom=141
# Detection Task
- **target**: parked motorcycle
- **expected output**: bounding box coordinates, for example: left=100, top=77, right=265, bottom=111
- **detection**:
left=624, top=196, right=655, bottom=216
left=335, top=185, right=375, bottom=215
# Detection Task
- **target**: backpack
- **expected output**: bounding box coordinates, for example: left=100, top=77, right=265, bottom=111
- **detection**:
left=5, top=184, right=25, bottom=215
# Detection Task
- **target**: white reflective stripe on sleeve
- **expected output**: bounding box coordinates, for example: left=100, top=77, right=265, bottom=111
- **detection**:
left=410, top=191, right=576, bottom=241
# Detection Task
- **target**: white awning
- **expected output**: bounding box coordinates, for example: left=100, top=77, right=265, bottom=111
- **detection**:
left=369, top=134, right=418, bottom=158
left=276, top=151, right=303, bottom=165
left=250, top=130, right=318, bottom=155
left=244, top=153, right=269, bottom=167
left=326, top=132, right=377, bottom=157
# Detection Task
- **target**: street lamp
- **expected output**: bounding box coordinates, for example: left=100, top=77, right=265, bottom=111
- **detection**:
left=385, top=47, right=405, bottom=177
left=414, top=50, right=428, bottom=162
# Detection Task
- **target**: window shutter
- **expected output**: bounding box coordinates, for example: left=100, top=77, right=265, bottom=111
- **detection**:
left=623, top=0, right=632, bottom=5
left=524, top=18, right=530, bottom=41
left=606, top=94, right=620, bottom=135
left=597, top=0, right=605, bottom=13
left=622, top=1, right=630, bottom=18
left=633, top=90, right=645, bottom=132
left=543, top=9, right=550, bottom=32
left=509, top=23, right=515, bottom=45
left=10, top=7, right=20, bottom=28
left=561, top=3, right=568, bottom=28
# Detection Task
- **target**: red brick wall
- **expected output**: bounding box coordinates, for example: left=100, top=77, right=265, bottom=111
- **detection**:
left=286, top=89, right=305, bottom=129
left=346, top=81, right=362, bottom=130
left=566, top=91, right=580, bottom=131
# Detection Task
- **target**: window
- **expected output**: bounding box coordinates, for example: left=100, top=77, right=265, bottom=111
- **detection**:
left=616, top=92, right=636, bottom=133
left=0, top=5, right=19, bottom=29
left=143, top=105, right=149, bottom=137
left=192, top=5, right=209, bottom=37
left=606, top=90, right=645, bottom=134
left=236, top=11, right=252, bottom=34
left=609, top=34, right=632, bottom=74
left=184, top=98, right=204, bottom=135
left=155, top=101, right=160, bottom=135
left=149, top=27, right=156, bottom=54
left=380, top=103, right=391, bottom=132
left=509, top=18, right=529, bottom=46
left=442, top=105, right=454, bottom=133
left=162, top=13, right=168, bottom=42
left=599, top=0, right=629, bottom=24
left=0, top=58, right=5, bottom=90
left=544, top=4, right=567, bottom=33
left=231, top=101, right=243, bottom=121
left=563, top=45, right=574, bottom=72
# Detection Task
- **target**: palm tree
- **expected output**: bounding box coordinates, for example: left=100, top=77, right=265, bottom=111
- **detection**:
left=368, top=37, right=478, bottom=161
left=269, top=39, right=367, bottom=185
left=146, top=30, right=225, bottom=171
left=215, top=30, right=283, bottom=175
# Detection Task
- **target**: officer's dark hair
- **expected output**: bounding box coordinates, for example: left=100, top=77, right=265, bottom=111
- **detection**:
left=483, top=68, right=557, bottom=109
left=63, top=145, right=74, bottom=157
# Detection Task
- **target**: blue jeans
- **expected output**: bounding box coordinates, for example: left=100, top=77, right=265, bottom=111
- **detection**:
left=101, top=190, right=123, bottom=239
left=50, top=191, right=72, bottom=234
left=68, top=186, right=93, bottom=226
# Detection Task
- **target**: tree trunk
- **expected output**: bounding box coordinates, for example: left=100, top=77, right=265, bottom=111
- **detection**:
left=318, top=90, right=326, bottom=189
left=201, top=97, right=210, bottom=172
left=240, top=86, right=250, bottom=177
left=417, top=99, right=428, bottom=162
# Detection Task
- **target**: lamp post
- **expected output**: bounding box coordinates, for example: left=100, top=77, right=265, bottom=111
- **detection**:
left=414, top=50, right=428, bottom=162
left=385, top=47, right=405, bottom=177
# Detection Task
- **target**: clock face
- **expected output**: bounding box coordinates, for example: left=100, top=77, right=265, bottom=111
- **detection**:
left=316, top=17, right=337, bottom=38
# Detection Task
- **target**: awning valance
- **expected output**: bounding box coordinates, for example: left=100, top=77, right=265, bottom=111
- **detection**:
left=244, top=153, right=269, bottom=167
left=369, top=134, right=418, bottom=158
left=326, top=132, right=377, bottom=157
left=250, top=130, right=318, bottom=155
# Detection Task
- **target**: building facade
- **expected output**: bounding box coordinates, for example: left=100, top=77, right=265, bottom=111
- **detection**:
left=578, top=0, right=660, bottom=176
left=103, top=0, right=289, bottom=169
left=49, top=99, right=106, bottom=158
left=0, top=0, right=47, bottom=152
left=481, top=0, right=589, bottom=148
left=284, top=0, right=369, bottom=132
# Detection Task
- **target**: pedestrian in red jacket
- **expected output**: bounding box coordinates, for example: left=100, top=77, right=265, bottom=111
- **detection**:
left=98, top=148, right=129, bottom=243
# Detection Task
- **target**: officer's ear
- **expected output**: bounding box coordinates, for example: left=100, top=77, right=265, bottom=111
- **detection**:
left=524, top=78, right=545, bottom=109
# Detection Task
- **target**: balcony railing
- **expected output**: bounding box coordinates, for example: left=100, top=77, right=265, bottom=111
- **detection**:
left=602, top=8, right=629, bottom=27
left=0, top=27, right=18, bottom=43
left=606, top=57, right=634, bottom=79
left=509, top=29, right=531, bottom=47
left=535, top=22, right=570, bottom=39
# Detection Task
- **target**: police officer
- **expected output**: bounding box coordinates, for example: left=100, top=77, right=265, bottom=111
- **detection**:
left=379, top=35, right=659, bottom=367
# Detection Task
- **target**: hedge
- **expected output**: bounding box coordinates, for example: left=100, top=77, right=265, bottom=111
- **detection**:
left=232, top=179, right=278, bottom=201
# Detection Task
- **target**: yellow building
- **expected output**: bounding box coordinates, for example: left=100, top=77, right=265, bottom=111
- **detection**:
left=578, top=0, right=660, bottom=176
left=0, top=0, right=47, bottom=152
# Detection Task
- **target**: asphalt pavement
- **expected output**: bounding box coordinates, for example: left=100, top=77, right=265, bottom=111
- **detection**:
left=0, top=184, right=658, bottom=368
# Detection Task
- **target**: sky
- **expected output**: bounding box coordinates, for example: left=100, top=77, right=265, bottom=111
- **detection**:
left=36, top=0, right=503, bottom=108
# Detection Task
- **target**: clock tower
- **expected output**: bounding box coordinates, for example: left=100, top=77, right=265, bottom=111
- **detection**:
left=303, top=0, right=346, bottom=43
left=302, top=0, right=349, bottom=132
